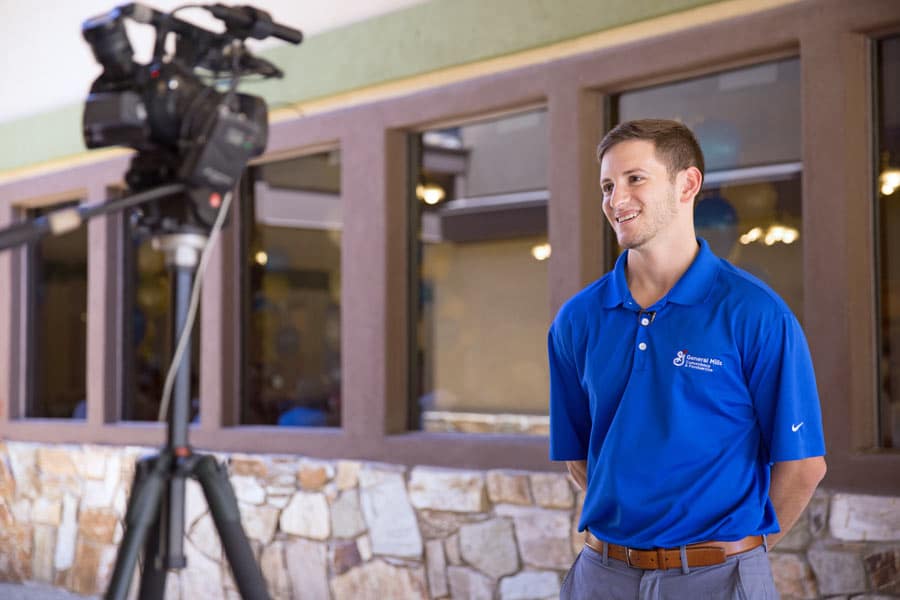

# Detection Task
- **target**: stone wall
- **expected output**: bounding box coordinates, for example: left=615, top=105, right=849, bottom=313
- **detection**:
left=0, top=441, right=897, bottom=599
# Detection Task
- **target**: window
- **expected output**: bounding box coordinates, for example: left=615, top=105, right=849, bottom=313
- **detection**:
left=610, top=58, right=804, bottom=318
left=241, top=151, right=342, bottom=427
left=21, top=201, right=88, bottom=419
left=410, top=109, right=551, bottom=435
left=876, top=35, right=900, bottom=448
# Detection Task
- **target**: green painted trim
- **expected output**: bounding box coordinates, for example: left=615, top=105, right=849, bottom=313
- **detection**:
left=0, top=0, right=725, bottom=174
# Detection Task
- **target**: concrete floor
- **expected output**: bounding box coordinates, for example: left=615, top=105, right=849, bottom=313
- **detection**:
left=0, top=582, right=98, bottom=599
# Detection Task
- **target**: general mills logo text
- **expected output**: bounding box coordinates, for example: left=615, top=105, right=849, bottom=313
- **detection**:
left=673, top=349, right=723, bottom=373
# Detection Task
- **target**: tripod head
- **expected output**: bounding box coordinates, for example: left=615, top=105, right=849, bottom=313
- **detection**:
left=82, top=3, right=302, bottom=234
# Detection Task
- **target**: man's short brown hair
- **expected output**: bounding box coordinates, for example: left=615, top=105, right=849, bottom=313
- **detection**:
left=597, top=119, right=705, bottom=180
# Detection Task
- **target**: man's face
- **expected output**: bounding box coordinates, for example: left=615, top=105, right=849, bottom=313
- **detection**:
left=599, top=139, right=681, bottom=250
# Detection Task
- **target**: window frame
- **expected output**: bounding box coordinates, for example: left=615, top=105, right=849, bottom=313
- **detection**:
left=0, top=0, right=896, bottom=494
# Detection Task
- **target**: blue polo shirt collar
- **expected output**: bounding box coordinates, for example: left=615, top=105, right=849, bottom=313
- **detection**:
left=599, top=238, right=719, bottom=309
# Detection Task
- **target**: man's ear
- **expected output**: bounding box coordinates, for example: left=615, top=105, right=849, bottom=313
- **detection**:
left=679, top=166, right=703, bottom=203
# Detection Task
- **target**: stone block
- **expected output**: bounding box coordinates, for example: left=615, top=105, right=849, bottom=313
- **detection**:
left=779, top=511, right=811, bottom=551
left=331, top=560, right=428, bottom=600
left=808, top=489, right=830, bottom=538
left=231, top=475, right=266, bottom=505
left=335, top=461, right=361, bottom=490
left=495, top=504, right=573, bottom=569
left=359, top=468, right=422, bottom=558
left=830, top=494, right=900, bottom=541
left=280, top=492, right=330, bottom=540
left=32, top=524, right=56, bottom=583
left=331, top=490, right=366, bottom=539
left=94, top=544, right=118, bottom=596
left=285, top=537, right=329, bottom=600
left=77, top=449, right=108, bottom=480
left=81, top=453, right=121, bottom=509
left=229, top=454, right=268, bottom=479
left=240, top=502, right=280, bottom=544
left=447, top=565, right=493, bottom=600
left=54, top=493, right=78, bottom=572
left=331, top=539, right=363, bottom=576
left=0, top=455, right=16, bottom=498
left=78, top=508, right=119, bottom=544
left=189, top=512, right=223, bottom=561
left=259, top=541, right=291, bottom=600
left=530, top=473, right=573, bottom=509
left=445, top=533, right=462, bottom=566
left=6, top=442, right=39, bottom=499
left=486, top=470, right=532, bottom=506
left=69, top=539, right=103, bottom=595
left=418, top=509, right=489, bottom=539
left=459, top=518, right=519, bottom=579
left=769, top=552, right=818, bottom=599
left=357, top=535, right=372, bottom=562
left=180, top=538, right=224, bottom=600
left=299, top=465, right=329, bottom=491
left=408, top=467, right=486, bottom=513
left=808, top=544, right=867, bottom=595
left=37, top=447, right=78, bottom=477
left=864, top=547, right=900, bottom=594
left=10, top=498, right=31, bottom=523
left=31, top=497, right=62, bottom=526
left=500, top=570, right=561, bottom=600
left=426, top=538, right=449, bottom=598
left=184, top=478, right=207, bottom=529
left=0, top=520, right=32, bottom=581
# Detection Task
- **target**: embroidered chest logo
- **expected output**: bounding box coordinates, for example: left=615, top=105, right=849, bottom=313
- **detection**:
left=673, top=349, right=723, bottom=373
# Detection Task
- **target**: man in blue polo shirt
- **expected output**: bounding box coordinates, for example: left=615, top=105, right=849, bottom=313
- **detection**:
left=549, top=119, right=826, bottom=599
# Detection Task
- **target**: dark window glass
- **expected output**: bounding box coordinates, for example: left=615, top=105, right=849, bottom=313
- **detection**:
left=411, top=110, right=550, bottom=435
left=123, top=221, right=201, bottom=422
left=610, top=58, right=803, bottom=319
left=876, top=35, right=900, bottom=448
left=23, top=202, right=87, bottom=419
left=242, top=151, right=342, bottom=427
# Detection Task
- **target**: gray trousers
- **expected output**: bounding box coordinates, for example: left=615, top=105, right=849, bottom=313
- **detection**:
left=560, top=544, right=779, bottom=600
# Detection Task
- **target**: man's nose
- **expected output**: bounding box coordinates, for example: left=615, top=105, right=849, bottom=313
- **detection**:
left=609, top=184, right=627, bottom=208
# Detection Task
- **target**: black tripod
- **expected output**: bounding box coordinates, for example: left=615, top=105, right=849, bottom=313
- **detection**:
left=0, top=183, right=272, bottom=599
left=104, top=230, right=270, bottom=600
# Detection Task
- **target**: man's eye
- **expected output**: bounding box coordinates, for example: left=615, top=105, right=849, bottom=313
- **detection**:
left=630, top=175, right=644, bottom=183
left=601, top=184, right=613, bottom=195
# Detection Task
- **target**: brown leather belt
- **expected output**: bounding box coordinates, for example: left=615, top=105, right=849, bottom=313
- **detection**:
left=585, top=531, right=763, bottom=570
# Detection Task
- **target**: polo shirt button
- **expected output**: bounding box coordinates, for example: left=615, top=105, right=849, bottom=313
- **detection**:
left=638, top=342, right=647, bottom=351
left=641, top=318, right=650, bottom=326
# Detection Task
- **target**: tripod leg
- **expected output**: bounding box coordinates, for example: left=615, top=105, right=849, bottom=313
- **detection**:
left=136, top=494, right=169, bottom=600
left=192, top=455, right=271, bottom=600
left=105, top=454, right=171, bottom=600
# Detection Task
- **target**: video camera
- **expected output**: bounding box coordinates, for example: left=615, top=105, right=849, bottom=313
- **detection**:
left=82, top=3, right=302, bottom=231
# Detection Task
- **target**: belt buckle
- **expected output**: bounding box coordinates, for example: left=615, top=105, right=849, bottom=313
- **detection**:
left=625, top=547, right=634, bottom=568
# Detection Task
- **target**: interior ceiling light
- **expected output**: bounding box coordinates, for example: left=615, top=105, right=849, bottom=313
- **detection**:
left=531, top=243, right=552, bottom=261
left=416, top=183, right=446, bottom=206
left=255, top=251, right=269, bottom=266
left=880, top=168, right=900, bottom=196
left=740, top=224, right=799, bottom=246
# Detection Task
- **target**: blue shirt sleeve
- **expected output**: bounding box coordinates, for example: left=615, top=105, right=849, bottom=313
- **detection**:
left=548, top=320, right=592, bottom=461
left=745, top=312, right=826, bottom=463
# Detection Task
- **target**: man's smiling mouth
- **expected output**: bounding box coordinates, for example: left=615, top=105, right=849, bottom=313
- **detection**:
left=616, top=212, right=640, bottom=224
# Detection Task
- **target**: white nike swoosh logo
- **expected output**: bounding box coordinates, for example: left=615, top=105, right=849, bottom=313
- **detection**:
left=791, top=422, right=804, bottom=432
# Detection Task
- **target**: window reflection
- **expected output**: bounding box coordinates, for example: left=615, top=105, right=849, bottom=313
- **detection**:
left=412, top=109, right=551, bottom=435
left=610, top=58, right=803, bottom=320
left=24, top=202, right=87, bottom=419
left=876, top=35, right=900, bottom=448
left=242, top=151, right=342, bottom=427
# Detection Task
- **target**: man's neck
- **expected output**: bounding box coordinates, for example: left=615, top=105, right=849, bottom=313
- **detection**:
left=625, top=234, right=699, bottom=309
